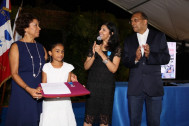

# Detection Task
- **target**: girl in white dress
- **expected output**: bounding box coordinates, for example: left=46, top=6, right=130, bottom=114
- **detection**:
left=39, top=42, right=77, bottom=126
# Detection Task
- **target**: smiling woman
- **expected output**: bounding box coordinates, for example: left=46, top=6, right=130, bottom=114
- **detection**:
left=83, top=22, right=121, bottom=126
left=5, top=13, right=47, bottom=126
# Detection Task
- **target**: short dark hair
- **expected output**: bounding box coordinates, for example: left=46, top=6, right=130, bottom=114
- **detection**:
left=15, top=13, right=38, bottom=37
left=132, top=11, right=148, bottom=20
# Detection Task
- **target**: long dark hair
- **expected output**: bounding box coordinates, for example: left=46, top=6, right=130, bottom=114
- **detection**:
left=103, top=22, right=119, bottom=52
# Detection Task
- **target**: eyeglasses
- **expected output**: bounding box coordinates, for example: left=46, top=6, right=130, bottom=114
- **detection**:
left=129, top=18, right=144, bottom=24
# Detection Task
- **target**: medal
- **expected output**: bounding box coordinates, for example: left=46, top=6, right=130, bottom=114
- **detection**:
left=107, top=51, right=111, bottom=59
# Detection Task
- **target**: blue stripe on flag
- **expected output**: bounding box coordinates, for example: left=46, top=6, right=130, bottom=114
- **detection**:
left=0, top=40, right=2, bottom=47
left=5, top=29, right=11, bottom=41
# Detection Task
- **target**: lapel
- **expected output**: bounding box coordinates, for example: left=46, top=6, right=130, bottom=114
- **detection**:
left=133, top=33, right=139, bottom=50
left=146, top=29, right=154, bottom=45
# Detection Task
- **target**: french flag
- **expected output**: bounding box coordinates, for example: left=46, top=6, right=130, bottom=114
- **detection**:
left=0, top=0, right=13, bottom=87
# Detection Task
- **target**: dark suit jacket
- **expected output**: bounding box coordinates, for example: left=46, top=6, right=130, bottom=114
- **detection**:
left=122, top=29, right=170, bottom=96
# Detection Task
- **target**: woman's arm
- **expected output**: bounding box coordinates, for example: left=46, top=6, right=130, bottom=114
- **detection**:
left=84, top=56, right=95, bottom=70
left=84, top=43, right=96, bottom=70
left=43, top=46, right=48, bottom=61
left=9, top=43, right=42, bottom=99
left=106, top=56, right=121, bottom=73
left=95, top=45, right=121, bottom=73
left=98, top=50, right=121, bottom=73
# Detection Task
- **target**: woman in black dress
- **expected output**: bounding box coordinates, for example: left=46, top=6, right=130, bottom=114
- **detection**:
left=84, top=22, right=121, bottom=126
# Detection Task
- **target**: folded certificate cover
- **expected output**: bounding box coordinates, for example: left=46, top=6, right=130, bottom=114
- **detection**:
left=40, top=82, right=90, bottom=98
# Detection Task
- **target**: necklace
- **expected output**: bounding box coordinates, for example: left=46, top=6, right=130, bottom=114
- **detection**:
left=24, top=42, right=42, bottom=78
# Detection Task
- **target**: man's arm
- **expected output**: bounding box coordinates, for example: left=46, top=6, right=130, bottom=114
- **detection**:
left=147, top=33, right=170, bottom=65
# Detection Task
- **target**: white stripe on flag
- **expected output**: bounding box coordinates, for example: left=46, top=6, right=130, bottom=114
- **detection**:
left=0, top=20, right=13, bottom=56
left=6, top=0, right=9, bottom=9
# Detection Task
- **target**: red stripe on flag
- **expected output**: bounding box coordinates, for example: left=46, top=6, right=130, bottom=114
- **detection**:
left=0, top=49, right=11, bottom=87
left=8, top=0, right=11, bottom=10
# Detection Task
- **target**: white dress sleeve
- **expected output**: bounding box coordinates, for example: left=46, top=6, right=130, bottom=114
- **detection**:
left=42, top=63, right=49, bottom=73
left=66, top=63, right=74, bottom=73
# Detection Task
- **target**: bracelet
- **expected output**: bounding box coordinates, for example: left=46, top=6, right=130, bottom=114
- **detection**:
left=102, top=59, right=109, bottom=64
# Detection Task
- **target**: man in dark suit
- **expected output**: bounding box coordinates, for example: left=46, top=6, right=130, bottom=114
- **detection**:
left=122, top=11, right=170, bottom=126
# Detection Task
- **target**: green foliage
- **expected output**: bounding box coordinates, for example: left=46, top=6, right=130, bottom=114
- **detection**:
left=63, top=11, right=132, bottom=85
left=10, top=7, right=133, bottom=83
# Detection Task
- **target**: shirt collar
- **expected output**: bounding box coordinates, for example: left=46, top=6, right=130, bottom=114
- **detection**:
left=137, top=28, right=149, bottom=37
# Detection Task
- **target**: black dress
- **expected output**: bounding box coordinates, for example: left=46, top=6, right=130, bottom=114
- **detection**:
left=84, top=45, right=121, bottom=125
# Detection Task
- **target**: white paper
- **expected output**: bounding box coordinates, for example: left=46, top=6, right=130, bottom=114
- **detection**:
left=41, top=83, right=71, bottom=94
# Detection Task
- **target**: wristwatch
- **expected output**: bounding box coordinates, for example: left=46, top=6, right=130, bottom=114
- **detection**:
left=102, top=59, right=109, bottom=64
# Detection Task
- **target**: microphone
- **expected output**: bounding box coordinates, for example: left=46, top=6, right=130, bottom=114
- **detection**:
left=96, top=36, right=102, bottom=45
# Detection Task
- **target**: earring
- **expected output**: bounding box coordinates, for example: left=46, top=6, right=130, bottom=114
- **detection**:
left=49, top=56, right=52, bottom=62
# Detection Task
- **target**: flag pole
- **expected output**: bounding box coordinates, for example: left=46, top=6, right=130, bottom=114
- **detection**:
left=13, top=0, right=23, bottom=41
